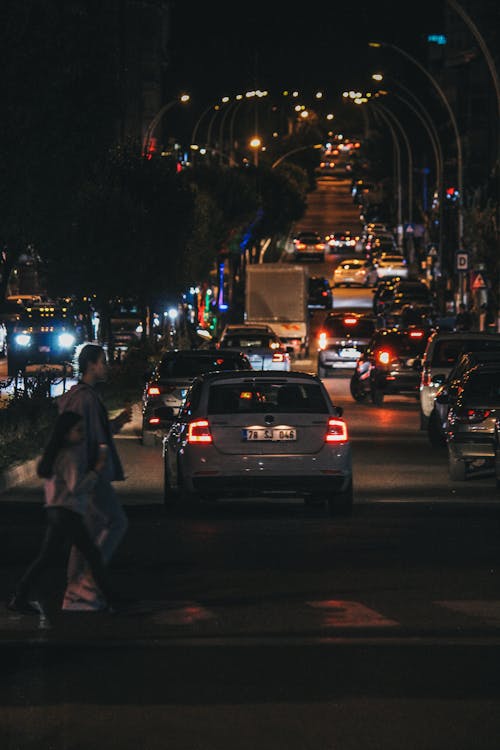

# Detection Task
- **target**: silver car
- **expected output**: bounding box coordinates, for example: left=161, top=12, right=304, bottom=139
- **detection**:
left=162, top=371, right=353, bottom=515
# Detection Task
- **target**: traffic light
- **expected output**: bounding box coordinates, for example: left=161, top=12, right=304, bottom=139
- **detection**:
left=445, top=186, right=459, bottom=202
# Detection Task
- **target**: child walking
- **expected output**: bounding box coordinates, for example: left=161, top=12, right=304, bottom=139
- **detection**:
left=7, top=411, right=118, bottom=615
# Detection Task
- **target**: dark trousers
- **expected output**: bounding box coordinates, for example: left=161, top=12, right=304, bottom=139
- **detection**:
left=15, top=507, right=113, bottom=606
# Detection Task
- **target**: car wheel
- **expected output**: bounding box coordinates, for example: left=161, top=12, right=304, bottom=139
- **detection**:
left=449, top=453, right=467, bottom=481
left=318, top=363, right=328, bottom=378
left=327, top=479, right=353, bottom=517
left=371, top=385, right=384, bottom=406
left=428, top=409, right=446, bottom=448
left=350, top=374, right=367, bottom=402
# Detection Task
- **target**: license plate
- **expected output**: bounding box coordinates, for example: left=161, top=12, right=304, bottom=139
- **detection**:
left=339, top=348, right=360, bottom=358
left=39, top=346, right=50, bottom=352
left=243, top=428, right=296, bottom=441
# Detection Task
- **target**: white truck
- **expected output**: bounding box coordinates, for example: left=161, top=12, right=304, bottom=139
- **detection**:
left=244, top=263, right=309, bottom=358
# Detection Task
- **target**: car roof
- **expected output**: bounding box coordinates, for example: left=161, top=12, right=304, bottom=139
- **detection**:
left=193, top=370, right=321, bottom=384
left=161, top=348, right=249, bottom=359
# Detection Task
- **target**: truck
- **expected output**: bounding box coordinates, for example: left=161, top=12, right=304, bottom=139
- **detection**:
left=244, top=263, right=309, bottom=358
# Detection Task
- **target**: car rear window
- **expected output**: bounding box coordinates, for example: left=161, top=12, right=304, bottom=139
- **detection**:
left=222, top=334, right=276, bottom=349
left=463, top=371, right=500, bottom=405
left=431, top=338, right=500, bottom=366
left=158, top=355, right=247, bottom=378
left=207, top=382, right=329, bottom=414
left=374, top=333, right=427, bottom=356
left=324, top=317, right=375, bottom=338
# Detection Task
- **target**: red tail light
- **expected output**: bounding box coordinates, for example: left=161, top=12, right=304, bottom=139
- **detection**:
left=377, top=350, right=391, bottom=365
left=343, top=317, right=358, bottom=325
left=409, top=330, right=424, bottom=338
left=272, top=352, right=287, bottom=362
left=187, top=418, right=213, bottom=444
left=148, top=416, right=161, bottom=425
left=318, top=331, right=327, bottom=350
left=325, top=417, right=348, bottom=442
left=147, top=385, right=162, bottom=396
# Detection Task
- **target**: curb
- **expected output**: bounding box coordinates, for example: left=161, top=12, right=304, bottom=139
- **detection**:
left=0, top=457, right=39, bottom=495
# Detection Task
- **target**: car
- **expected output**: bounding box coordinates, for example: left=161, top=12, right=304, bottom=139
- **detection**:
left=374, top=254, right=409, bottom=280
left=324, top=230, right=359, bottom=255
left=292, top=231, right=325, bottom=262
left=6, top=300, right=81, bottom=377
left=141, top=348, right=253, bottom=444
left=426, top=349, right=500, bottom=447
left=217, top=328, right=292, bottom=371
left=350, top=327, right=428, bottom=405
left=316, top=311, right=377, bottom=376
left=218, top=323, right=278, bottom=341
left=418, top=330, right=500, bottom=430
left=377, top=279, right=436, bottom=317
left=332, top=258, right=378, bottom=288
left=308, top=276, right=333, bottom=310
left=442, top=360, right=500, bottom=481
left=371, top=277, right=404, bottom=314
left=162, top=370, right=353, bottom=515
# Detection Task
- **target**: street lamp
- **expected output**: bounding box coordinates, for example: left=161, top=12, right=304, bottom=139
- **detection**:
left=142, top=94, right=190, bottom=157
left=271, top=143, right=323, bottom=169
left=249, top=136, right=262, bottom=166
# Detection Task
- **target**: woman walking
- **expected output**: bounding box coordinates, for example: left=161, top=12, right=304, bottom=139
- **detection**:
left=7, top=411, right=117, bottom=614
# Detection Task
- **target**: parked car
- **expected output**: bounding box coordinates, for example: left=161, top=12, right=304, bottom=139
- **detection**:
left=316, top=311, right=377, bottom=377
left=324, top=230, right=359, bottom=255
left=292, top=231, right=325, bottom=262
left=442, top=360, right=500, bottom=481
left=418, top=330, right=500, bottom=430
left=308, top=275, right=333, bottom=310
left=162, top=370, right=353, bottom=515
left=350, top=327, right=428, bottom=405
left=217, top=328, right=292, bottom=371
left=332, top=258, right=378, bottom=288
left=141, top=348, right=252, bottom=445
left=427, top=350, right=500, bottom=447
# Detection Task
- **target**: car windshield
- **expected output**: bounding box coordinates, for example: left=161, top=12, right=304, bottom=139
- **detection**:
left=324, top=317, right=375, bottom=338
left=207, top=382, right=329, bottom=414
left=158, top=354, right=247, bottom=378
left=463, top=371, right=500, bottom=405
left=432, top=338, right=500, bottom=366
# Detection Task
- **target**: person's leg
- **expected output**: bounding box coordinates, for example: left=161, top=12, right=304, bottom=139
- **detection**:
left=60, top=509, right=115, bottom=606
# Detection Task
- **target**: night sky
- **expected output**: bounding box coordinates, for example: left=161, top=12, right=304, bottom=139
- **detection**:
left=167, top=1, right=446, bottom=105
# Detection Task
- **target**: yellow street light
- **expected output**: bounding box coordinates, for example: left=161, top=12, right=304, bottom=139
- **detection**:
left=143, top=94, right=190, bottom=156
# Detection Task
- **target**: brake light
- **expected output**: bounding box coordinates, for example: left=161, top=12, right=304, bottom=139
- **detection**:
left=272, top=352, right=286, bottom=362
left=187, top=419, right=213, bottom=444
left=455, top=408, right=491, bottom=424
left=409, top=330, right=424, bottom=338
left=377, top=350, right=391, bottom=365
left=147, top=385, right=162, bottom=396
left=148, top=416, right=161, bottom=425
left=343, top=317, right=357, bottom=325
left=325, top=418, right=348, bottom=442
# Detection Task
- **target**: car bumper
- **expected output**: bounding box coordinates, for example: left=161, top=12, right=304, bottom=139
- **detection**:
left=448, top=436, right=495, bottom=461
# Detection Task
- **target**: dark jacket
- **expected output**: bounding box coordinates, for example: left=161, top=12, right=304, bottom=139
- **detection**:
left=57, top=382, right=125, bottom=482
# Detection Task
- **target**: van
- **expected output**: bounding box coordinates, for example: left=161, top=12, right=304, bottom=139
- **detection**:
left=418, top=330, right=500, bottom=429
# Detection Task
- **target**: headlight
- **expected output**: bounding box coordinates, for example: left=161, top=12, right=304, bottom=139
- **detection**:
left=15, top=333, right=31, bottom=347
left=58, top=332, right=75, bottom=348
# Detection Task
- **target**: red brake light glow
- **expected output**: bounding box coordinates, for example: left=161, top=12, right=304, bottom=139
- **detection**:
left=343, top=317, right=357, bottom=325
left=318, top=332, right=327, bottom=350
left=377, top=350, right=391, bottom=365
left=148, top=416, right=161, bottom=425
left=147, top=385, right=161, bottom=396
left=325, top=418, right=348, bottom=442
left=272, top=352, right=285, bottom=362
left=409, top=330, right=424, bottom=338
left=187, top=419, right=213, bottom=444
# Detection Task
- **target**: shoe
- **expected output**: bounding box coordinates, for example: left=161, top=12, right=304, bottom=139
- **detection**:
left=6, top=595, right=41, bottom=615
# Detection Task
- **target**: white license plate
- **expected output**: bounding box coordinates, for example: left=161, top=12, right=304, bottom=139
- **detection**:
left=243, top=428, right=296, bottom=441
left=39, top=346, right=50, bottom=352
left=339, top=348, right=360, bottom=358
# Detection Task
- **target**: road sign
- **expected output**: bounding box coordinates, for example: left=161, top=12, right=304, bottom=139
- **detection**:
left=471, top=271, right=487, bottom=290
left=455, top=252, right=469, bottom=271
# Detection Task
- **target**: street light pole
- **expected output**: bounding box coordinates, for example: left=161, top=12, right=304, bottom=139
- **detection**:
left=271, top=143, right=323, bottom=169
left=142, top=94, right=190, bottom=156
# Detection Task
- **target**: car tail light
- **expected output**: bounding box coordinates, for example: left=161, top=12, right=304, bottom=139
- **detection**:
left=147, top=385, right=162, bottom=396
left=455, top=408, right=491, bottom=424
left=187, top=419, right=213, bottom=444
left=325, top=418, right=348, bottom=443
left=321, top=291, right=328, bottom=297
left=377, top=350, right=391, bottom=365
left=318, top=331, right=327, bottom=350
left=409, top=330, right=424, bottom=338
left=315, top=243, right=324, bottom=251
left=272, top=352, right=286, bottom=362
left=148, top=416, right=161, bottom=425
left=343, top=317, right=358, bottom=326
